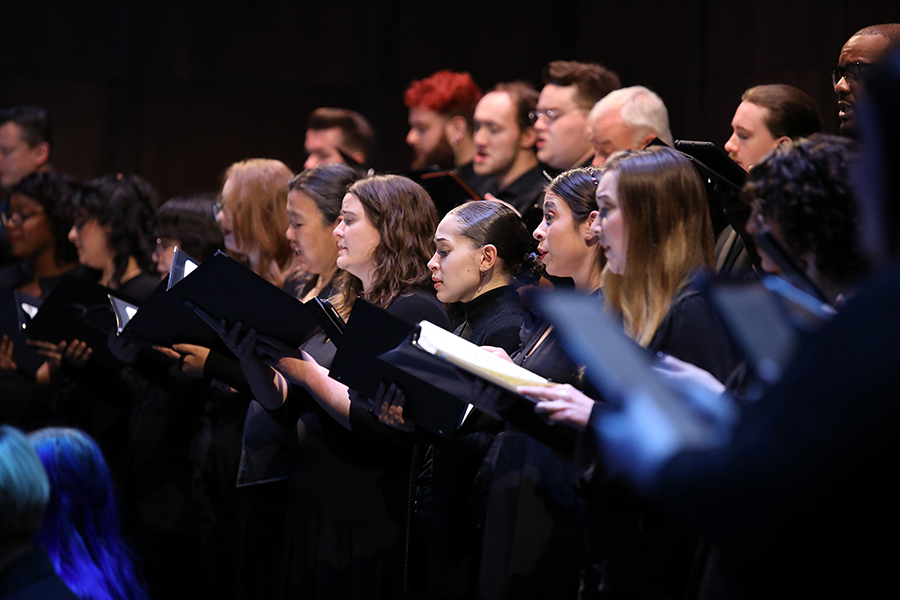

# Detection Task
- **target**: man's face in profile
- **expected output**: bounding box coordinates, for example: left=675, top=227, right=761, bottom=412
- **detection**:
left=834, top=34, right=891, bottom=135
left=406, top=108, right=454, bottom=169
left=533, top=84, right=592, bottom=170
left=473, top=91, right=526, bottom=179
left=304, top=127, right=346, bottom=170
left=0, top=122, right=47, bottom=188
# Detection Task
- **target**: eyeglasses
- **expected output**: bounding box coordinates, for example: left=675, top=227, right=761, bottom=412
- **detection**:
left=832, top=61, right=872, bottom=87
left=2, top=209, right=44, bottom=228
left=529, top=108, right=571, bottom=124
left=213, top=201, right=225, bottom=218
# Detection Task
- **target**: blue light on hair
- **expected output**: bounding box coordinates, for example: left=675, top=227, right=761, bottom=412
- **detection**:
left=30, top=428, right=148, bottom=600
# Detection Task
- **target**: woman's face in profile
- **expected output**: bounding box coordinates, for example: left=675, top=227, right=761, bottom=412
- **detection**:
left=427, top=215, right=485, bottom=304
left=152, top=237, right=178, bottom=279
left=333, top=193, right=380, bottom=283
left=285, top=189, right=339, bottom=276
left=68, top=211, right=112, bottom=271
left=533, top=192, right=591, bottom=279
left=593, top=171, right=627, bottom=275
left=6, top=192, right=55, bottom=262
left=215, top=176, right=243, bottom=254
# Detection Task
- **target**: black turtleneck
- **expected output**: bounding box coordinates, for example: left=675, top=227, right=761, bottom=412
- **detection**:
left=453, top=285, right=527, bottom=354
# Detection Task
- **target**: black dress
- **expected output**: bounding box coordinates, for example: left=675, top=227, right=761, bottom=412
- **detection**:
left=282, top=289, right=452, bottom=600
left=579, top=284, right=743, bottom=600
left=476, top=310, right=588, bottom=600
left=414, top=285, right=526, bottom=599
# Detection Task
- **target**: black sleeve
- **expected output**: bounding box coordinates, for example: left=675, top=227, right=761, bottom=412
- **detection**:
left=387, top=291, right=452, bottom=329
left=204, top=350, right=252, bottom=397
left=652, top=292, right=743, bottom=383
left=347, top=292, right=450, bottom=443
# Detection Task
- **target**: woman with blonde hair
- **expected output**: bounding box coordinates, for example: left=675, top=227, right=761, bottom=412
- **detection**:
left=522, top=147, right=742, bottom=599
left=597, top=146, right=719, bottom=349
left=215, top=158, right=295, bottom=289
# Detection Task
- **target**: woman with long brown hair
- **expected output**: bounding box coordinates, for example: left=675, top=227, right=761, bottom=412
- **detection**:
left=221, top=174, right=451, bottom=598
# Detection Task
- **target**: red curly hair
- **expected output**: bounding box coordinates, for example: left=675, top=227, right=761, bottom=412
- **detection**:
left=404, top=70, right=482, bottom=121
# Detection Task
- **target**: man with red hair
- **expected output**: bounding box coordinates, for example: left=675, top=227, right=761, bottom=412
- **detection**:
left=404, top=70, right=482, bottom=183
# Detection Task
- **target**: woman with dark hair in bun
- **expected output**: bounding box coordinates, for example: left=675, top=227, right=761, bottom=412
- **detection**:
left=429, top=200, right=538, bottom=346
left=375, top=199, right=538, bottom=598
left=471, top=167, right=602, bottom=600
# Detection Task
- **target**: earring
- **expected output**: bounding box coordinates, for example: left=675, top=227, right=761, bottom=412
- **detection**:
left=585, top=233, right=592, bottom=240
left=479, top=268, right=487, bottom=278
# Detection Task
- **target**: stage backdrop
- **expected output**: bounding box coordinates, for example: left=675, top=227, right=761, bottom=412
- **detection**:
left=1, top=0, right=893, bottom=199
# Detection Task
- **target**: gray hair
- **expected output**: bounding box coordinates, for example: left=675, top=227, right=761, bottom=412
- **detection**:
left=588, top=85, right=673, bottom=146
left=0, top=425, right=49, bottom=541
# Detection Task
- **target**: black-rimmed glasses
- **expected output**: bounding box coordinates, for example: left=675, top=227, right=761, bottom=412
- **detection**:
left=2, top=210, right=44, bottom=228
left=832, top=61, right=872, bottom=87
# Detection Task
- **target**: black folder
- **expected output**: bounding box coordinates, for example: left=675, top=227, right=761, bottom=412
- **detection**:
left=308, top=297, right=345, bottom=347
left=329, top=298, right=419, bottom=398
left=673, top=140, right=746, bottom=193
left=9, top=291, right=44, bottom=373
left=24, top=275, right=123, bottom=369
left=168, top=251, right=320, bottom=348
left=167, top=247, right=201, bottom=291
left=109, top=279, right=234, bottom=356
left=328, top=298, right=469, bottom=439
left=377, top=339, right=471, bottom=439
left=673, top=139, right=752, bottom=243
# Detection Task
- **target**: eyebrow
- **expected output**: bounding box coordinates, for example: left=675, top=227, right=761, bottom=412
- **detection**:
left=543, top=200, right=557, bottom=210
left=434, top=236, right=449, bottom=243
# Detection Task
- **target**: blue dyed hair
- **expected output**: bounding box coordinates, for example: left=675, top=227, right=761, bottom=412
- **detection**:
left=29, top=428, right=148, bottom=600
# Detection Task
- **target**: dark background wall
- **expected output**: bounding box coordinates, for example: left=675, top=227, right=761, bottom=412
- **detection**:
left=2, top=0, right=896, bottom=200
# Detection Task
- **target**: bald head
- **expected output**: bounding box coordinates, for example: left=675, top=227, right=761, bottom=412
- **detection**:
left=852, top=23, right=900, bottom=46
left=835, top=23, right=900, bottom=136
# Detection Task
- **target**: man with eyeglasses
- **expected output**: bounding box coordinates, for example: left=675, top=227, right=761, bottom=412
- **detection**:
left=532, top=61, right=620, bottom=172
left=834, top=23, right=900, bottom=136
